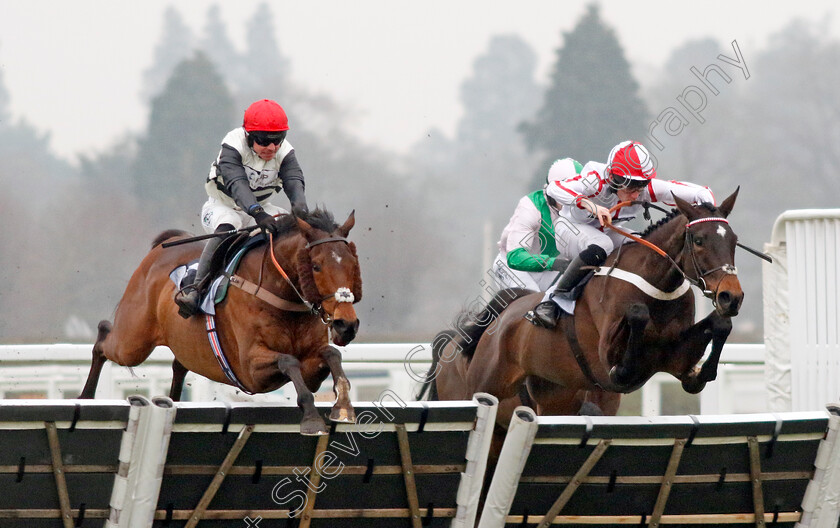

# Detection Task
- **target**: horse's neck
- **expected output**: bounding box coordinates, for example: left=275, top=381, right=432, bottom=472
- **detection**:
left=634, top=216, right=688, bottom=286
left=259, top=236, right=303, bottom=290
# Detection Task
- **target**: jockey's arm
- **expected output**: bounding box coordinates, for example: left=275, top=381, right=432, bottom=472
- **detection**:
left=650, top=179, right=716, bottom=206
left=545, top=166, right=611, bottom=227
left=217, top=144, right=261, bottom=214
left=279, top=150, right=308, bottom=214
left=507, top=248, right=564, bottom=272
left=578, top=198, right=612, bottom=227
left=503, top=197, right=561, bottom=272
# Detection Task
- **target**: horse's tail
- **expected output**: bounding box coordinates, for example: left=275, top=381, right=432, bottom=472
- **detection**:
left=151, top=229, right=192, bottom=249
left=455, top=287, right=534, bottom=361
left=416, top=329, right=458, bottom=401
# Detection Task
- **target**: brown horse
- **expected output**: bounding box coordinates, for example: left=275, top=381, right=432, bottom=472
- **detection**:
left=80, top=208, right=362, bottom=435
left=420, top=190, right=743, bottom=427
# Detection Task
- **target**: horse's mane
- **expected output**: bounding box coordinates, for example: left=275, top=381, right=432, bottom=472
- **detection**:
left=638, top=202, right=718, bottom=240
left=638, top=208, right=681, bottom=239
left=273, top=207, right=338, bottom=238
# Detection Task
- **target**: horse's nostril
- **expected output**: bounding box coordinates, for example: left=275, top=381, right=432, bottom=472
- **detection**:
left=718, top=291, right=732, bottom=306
left=332, top=319, right=358, bottom=335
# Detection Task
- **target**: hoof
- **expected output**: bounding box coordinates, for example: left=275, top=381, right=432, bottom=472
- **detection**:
left=300, top=416, right=329, bottom=436
left=681, top=378, right=706, bottom=395
left=330, top=406, right=356, bottom=423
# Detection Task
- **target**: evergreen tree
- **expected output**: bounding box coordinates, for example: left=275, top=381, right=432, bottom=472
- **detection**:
left=131, top=52, right=236, bottom=229
left=199, top=5, right=247, bottom=93
left=240, top=3, right=292, bottom=97
left=407, top=35, right=543, bottom=323
left=457, top=35, right=540, bottom=153
left=141, top=7, right=195, bottom=102
left=0, top=46, right=9, bottom=123
left=521, top=4, right=648, bottom=186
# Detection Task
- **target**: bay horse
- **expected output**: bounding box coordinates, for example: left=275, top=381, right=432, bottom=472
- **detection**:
left=80, top=208, right=362, bottom=435
left=419, top=189, right=743, bottom=427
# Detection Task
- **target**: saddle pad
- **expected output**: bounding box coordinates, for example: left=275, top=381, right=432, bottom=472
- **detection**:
left=168, top=234, right=268, bottom=316
left=169, top=263, right=225, bottom=316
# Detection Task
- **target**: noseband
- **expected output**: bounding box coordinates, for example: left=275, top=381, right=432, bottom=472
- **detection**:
left=684, top=217, right=738, bottom=302
left=268, top=234, right=356, bottom=324
left=607, top=202, right=738, bottom=305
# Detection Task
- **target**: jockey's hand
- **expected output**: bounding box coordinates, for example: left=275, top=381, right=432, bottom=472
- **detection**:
left=550, top=257, right=570, bottom=271
left=254, top=210, right=280, bottom=235
left=581, top=199, right=612, bottom=227
left=292, top=204, right=309, bottom=218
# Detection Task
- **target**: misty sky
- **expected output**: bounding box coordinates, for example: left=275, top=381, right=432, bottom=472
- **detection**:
left=1, top=0, right=839, bottom=161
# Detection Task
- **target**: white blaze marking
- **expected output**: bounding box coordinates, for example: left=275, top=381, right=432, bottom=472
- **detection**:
left=332, top=250, right=342, bottom=264
left=717, top=225, right=727, bottom=238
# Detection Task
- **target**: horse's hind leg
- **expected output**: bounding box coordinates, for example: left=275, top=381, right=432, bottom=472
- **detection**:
left=79, top=320, right=112, bottom=398
left=277, top=354, right=328, bottom=436
left=610, top=303, right=649, bottom=387
left=321, top=345, right=356, bottom=423
left=169, top=359, right=189, bottom=401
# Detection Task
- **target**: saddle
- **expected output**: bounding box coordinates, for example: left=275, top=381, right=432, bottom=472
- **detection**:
left=170, top=232, right=269, bottom=314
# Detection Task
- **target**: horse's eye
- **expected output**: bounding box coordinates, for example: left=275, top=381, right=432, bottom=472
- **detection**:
left=694, top=236, right=704, bottom=247
left=312, top=264, right=322, bottom=272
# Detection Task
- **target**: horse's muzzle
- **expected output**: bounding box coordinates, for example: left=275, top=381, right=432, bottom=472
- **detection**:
left=332, top=318, right=360, bottom=346
left=715, top=275, right=744, bottom=317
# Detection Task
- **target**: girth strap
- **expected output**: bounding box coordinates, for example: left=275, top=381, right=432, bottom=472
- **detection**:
left=228, top=274, right=311, bottom=312
left=560, top=312, right=623, bottom=393
left=205, top=314, right=254, bottom=394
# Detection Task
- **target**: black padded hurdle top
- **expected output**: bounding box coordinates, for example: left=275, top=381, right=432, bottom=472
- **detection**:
left=0, top=400, right=131, bottom=528
left=0, top=398, right=487, bottom=528
left=501, top=412, right=831, bottom=528
left=156, top=400, right=482, bottom=527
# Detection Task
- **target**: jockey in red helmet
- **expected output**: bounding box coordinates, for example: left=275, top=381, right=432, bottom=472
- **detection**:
left=525, top=141, right=716, bottom=329
left=174, top=99, right=309, bottom=318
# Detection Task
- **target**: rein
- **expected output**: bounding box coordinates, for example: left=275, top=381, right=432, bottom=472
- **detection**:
left=257, top=232, right=355, bottom=324
left=605, top=201, right=735, bottom=300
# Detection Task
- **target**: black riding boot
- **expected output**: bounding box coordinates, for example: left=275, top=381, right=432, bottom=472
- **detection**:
left=174, top=229, right=226, bottom=319
left=526, top=245, right=608, bottom=329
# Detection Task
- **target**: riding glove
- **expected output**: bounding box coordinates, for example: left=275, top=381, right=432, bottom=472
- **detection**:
left=252, top=207, right=279, bottom=235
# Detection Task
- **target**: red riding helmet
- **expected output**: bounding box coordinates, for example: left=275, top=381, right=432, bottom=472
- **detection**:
left=607, top=140, right=656, bottom=183
left=243, top=99, right=289, bottom=132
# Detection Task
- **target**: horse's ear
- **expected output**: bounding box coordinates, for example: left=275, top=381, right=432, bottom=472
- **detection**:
left=296, top=216, right=316, bottom=241
left=717, top=186, right=739, bottom=218
left=337, top=210, right=356, bottom=238
left=671, top=192, right=699, bottom=221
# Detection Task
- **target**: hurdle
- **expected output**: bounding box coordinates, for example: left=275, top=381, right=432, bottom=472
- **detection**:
left=0, top=394, right=498, bottom=527
left=479, top=405, right=840, bottom=528
left=0, top=399, right=131, bottom=527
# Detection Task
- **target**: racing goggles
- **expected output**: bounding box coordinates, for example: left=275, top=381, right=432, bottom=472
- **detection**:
left=250, top=130, right=287, bottom=147
left=609, top=173, right=649, bottom=191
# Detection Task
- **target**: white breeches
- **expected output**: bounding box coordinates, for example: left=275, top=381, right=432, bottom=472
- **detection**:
left=554, top=221, right=626, bottom=259
left=200, top=197, right=288, bottom=234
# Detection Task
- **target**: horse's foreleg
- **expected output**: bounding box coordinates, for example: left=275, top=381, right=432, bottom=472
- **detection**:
left=277, top=354, right=328, bottom=436
left=320, top=345, right=356, bottom=423
left=680, top=312, right=733, bottom=394
left=609, top=303, right=650, bottom=388
left=580, top=389, right=621, bottom=416
left=169, top=359, right=189, bottom=401
left=79, top=320, right=112, bottom=399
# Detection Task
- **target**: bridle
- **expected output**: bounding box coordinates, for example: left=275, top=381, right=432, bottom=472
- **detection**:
left=605, top=202, right=737, bottom=303
left=683, top=217, right=738, bottom=301
left=262, top=232, right=356, bottom=324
